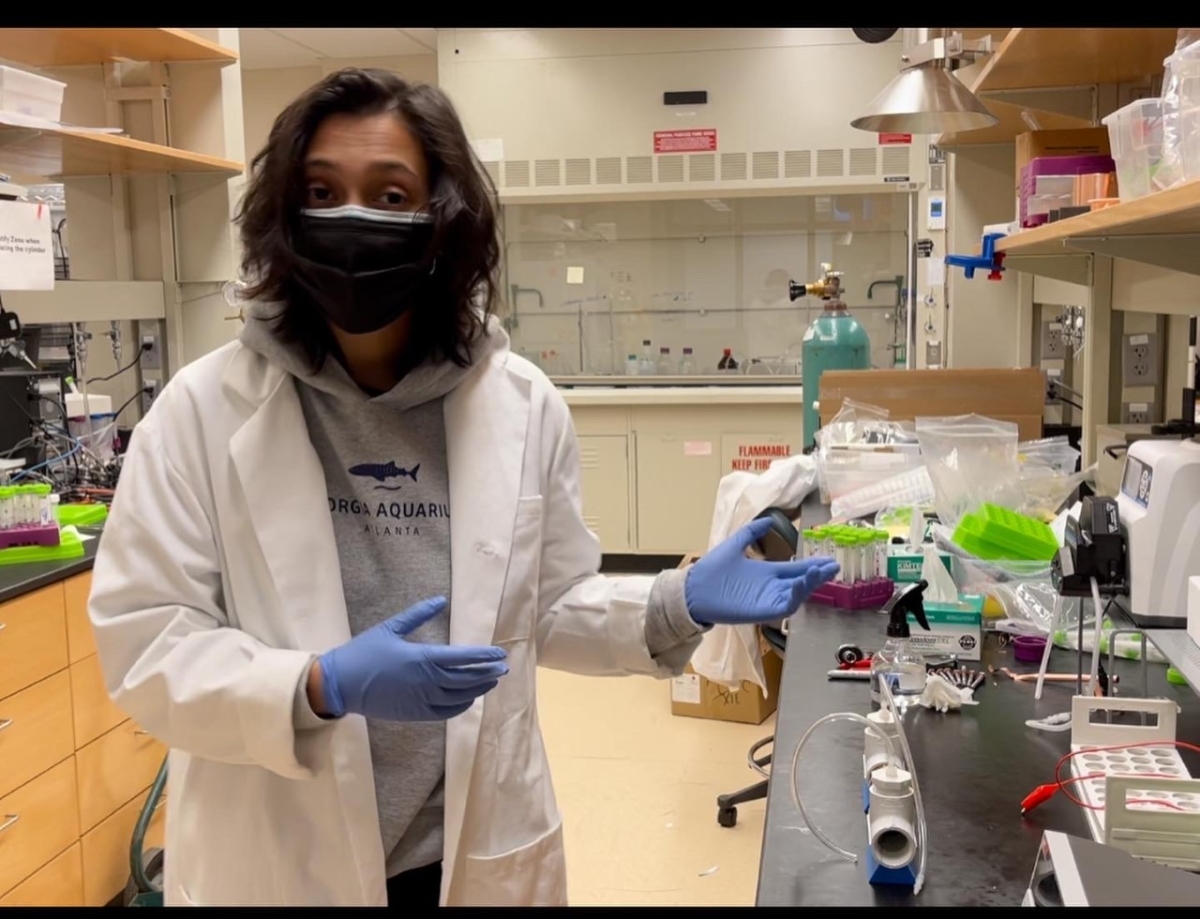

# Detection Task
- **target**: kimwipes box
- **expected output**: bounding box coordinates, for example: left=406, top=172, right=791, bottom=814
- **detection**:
left=669, top=553, right=784, bottom=725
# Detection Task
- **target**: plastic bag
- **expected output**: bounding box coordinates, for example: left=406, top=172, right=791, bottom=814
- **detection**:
left=915, top=414, right=1022, bottom=528
left=814, top=399, right=923, bottom=504
left=1155, top=30, right=1200, bottom=191
left=1017, top=462, right=1097, bottom=523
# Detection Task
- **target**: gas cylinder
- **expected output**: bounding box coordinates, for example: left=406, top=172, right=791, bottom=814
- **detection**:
left=791, top=264, right=872, bottom=451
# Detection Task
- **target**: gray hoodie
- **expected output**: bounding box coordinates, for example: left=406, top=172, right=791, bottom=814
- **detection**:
left=239, top=301, right=702, bottom=878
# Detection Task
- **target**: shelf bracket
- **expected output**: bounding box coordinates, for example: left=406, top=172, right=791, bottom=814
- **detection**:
left=1002, top=252, right=1093, bottom=286
left=1061, top=234, right=1200, bottom=278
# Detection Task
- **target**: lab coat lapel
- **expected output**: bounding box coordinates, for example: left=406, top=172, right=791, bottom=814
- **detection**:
left=227, top=358, right=351, bottom=650
left=442, top=353, right=530, bottom=889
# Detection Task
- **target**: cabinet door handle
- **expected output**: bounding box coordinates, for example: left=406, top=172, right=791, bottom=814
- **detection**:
left=0, top=815, right=18, bottom=833
left=0, top=718, right=12, bottom=732
left=133, top=730, right=151, bottom=736
left=0, top=622, right=6, bottom=632
left=153, top=797, right=167, bottom=811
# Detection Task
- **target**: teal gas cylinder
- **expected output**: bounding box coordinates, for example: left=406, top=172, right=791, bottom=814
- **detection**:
left=791, top=265, right=872, bottom=451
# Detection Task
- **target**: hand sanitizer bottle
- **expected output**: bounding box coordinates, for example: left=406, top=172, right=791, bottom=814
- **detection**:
left=870, top=580, right=933, bottom=709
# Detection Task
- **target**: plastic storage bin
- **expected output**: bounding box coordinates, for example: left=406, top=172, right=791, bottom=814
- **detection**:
left=1171, top=47, right=1200, bottom=183
left=0, top=65, right=66, bottom=122
left=1102, top=98, right=1165, bottom=203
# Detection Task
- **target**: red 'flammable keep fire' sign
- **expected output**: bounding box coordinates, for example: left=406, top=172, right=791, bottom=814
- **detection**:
left=653, top=129, right=718, bottom=153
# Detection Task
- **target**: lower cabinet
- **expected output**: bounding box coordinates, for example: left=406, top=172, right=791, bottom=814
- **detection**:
left=0, top=572, right=166, bottom=907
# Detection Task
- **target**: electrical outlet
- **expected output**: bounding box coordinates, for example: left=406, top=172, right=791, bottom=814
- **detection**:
left=1123, top=333, right=1159, bottom=386
left=925, top=339, right=942, bottom=367
left=1122, top=401, right=1157, bottom=425
left=141, top=379, right=160, bottom=415
left=140, top=334, right=161, bottom=370
left=1041, top=321, right=1064, bottom=360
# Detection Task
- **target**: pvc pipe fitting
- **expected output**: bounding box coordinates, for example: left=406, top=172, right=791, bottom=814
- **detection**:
left=868, top=765, right=917, bottom=869
left=863, top=708, right=899, bottom=779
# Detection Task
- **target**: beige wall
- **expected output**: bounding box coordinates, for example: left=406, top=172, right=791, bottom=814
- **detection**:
left=241, top=54, right=437, bottom=162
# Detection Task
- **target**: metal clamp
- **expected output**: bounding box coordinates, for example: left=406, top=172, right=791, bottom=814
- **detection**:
left=0, top=815, right=18, bottom=833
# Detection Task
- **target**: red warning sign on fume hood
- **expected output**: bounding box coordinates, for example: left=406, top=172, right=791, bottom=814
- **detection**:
left=654, top=129, right=718, bottom=153
left=878, top=133, right=913, bottom=145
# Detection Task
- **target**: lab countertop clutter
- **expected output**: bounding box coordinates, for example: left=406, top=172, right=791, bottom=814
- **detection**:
left=714, top=396, right=1200, bottom=908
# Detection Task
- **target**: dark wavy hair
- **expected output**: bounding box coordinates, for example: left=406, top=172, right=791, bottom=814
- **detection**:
left=236, top=68, right=500, bottom=370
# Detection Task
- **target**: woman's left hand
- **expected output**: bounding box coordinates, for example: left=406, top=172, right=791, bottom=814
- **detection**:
left=684, top=517, right=840, bottom=627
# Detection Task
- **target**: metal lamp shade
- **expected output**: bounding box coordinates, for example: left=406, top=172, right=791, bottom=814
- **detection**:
left=851, top=64, right=998, bottom=135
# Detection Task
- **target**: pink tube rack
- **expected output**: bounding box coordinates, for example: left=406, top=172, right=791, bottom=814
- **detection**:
left=0, top=524, right=62, bottom=550
left=809, top=578, right=896, bottom=611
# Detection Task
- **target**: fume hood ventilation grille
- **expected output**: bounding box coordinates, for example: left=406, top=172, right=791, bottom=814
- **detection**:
left=752, top=151, right=779, bottom=180
left=784, top=150, right=812, bottom=178
left=689, top=154, right=716, bottom=182
left=479, top=142, right=915, bottom=195
left=882, top=146, right=910, bottom=176
left=817, top=149, right=844, bottom=177
left=657, top=155, right=684, bottom=183
left=535, top=159, right=561, bottom=187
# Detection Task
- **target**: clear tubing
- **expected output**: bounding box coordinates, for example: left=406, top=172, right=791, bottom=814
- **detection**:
left=1089, top=577, right=1105, bottom=691
left=1034, top=593, right=1062, bottom=701
left=789, top=712, right=899, bottom=863
left=878, top=677, right=928, bottom=896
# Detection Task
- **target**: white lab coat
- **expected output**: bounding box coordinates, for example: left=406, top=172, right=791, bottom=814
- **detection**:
left=87, top=338, right=680, bottom=907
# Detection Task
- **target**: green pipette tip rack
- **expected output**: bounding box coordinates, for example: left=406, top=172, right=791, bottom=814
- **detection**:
left=0, top=526, right=85, bottom=567
left=952, top=502, right=1059, bottom=562
left=57, top=504, right=109, bottom=528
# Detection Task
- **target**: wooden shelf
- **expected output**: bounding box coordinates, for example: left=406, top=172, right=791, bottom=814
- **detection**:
left=996, top=178, right=1200, bottom=277
left=0, top=29, right=237, bottom=67
left=935, top=99, right=1092, bottom=148
left=968, top=27, right=1178, bottom=95
left=0, top=124, right=242, bottom=178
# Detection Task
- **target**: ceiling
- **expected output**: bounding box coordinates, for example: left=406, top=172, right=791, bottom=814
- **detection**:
left=239, top=29, right=437, bottom=70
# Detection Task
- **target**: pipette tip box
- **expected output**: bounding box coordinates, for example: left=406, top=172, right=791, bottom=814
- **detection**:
left=809, top=577, right=895, bottom=611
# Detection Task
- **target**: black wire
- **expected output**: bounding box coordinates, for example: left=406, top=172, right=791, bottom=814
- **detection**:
left=114, top=388, right=146, bottom=421
left=85, top=347, right=146, bottom=385
left=1057, top=397, right=1085, bottom=411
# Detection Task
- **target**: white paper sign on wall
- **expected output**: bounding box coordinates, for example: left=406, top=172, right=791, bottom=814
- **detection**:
left=0, top=200, right=54, bottom=291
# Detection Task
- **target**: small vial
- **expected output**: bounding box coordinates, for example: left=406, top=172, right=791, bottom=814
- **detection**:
left=34, top=484, right=53, bottom=526
left=16, top=486, right=32, bottom=527
left=0, top=487, right=12, bottom=529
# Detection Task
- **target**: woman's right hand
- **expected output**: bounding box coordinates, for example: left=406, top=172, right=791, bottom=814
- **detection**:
left=309, top=597, right=508, bottom=722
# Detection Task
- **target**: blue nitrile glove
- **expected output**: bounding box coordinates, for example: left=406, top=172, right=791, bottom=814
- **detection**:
left=317, top=596, right=508, bottom=722
left=684, top=517, right=841, bottom=627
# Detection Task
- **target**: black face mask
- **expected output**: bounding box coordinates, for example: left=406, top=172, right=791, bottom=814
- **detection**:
left=290, top=205, right=438, bottom=335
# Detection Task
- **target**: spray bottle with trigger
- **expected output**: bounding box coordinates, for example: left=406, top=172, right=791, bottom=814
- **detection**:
left=870, top=580, right=932, bottom=707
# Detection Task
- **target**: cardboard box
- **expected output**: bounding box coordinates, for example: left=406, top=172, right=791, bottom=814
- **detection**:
left=1015, top=128, right=1112, bottom=190
left=670, top=641, right=784, bottom=725
left=669, top=552, right=785, bottom=725
left=817, top=368, right=1046, bottom=443
left=906, top=595, right=984, bottom=662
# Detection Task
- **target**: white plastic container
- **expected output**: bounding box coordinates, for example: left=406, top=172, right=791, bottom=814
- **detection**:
left=0, top=65, right=66, bottom=123
left=1102, top=98, right=1165, bottom=203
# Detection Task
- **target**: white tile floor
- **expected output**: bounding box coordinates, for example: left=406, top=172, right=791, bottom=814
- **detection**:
left=536, top=667, right=777, bottom=907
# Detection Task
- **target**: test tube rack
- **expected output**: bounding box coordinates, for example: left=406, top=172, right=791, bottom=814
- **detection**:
left=810, top=578, right=896, bottom=611
left=0, top=524, right=61, bottom=550
left=1068, top=695, right=1200, bottom=871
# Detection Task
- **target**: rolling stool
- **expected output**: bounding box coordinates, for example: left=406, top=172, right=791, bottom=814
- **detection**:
left=716, top=507, right=797, bottom=829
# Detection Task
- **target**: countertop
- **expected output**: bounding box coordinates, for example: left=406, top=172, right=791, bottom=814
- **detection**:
left=558, top=385, right=802, bottom=407
left=755, top=499, right=1200, bottom=906
left=0, top=528, right=100, bottom=605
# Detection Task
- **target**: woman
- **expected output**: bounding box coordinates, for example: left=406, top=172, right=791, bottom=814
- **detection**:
left=88, top=68, right=839, bottom=908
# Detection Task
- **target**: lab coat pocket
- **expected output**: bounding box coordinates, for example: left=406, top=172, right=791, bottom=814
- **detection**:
left=493, top=495, right=544, bottom=647
left=459, top=819, right=567, bottom=906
